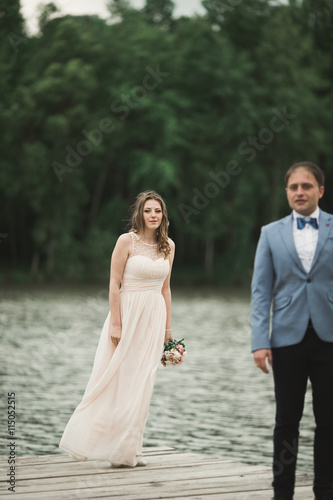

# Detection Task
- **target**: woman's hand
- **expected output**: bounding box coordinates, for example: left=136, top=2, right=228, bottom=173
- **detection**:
left=110, top=325, right=122, bottom=347
left=164, top=330, right=173, bottom=345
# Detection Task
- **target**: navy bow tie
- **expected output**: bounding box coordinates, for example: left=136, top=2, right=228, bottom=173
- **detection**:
left=297, top=217, right=318, bottom=230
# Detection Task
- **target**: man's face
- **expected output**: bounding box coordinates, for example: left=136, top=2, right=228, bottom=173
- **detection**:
left=286, top=167, right=324, bottom=216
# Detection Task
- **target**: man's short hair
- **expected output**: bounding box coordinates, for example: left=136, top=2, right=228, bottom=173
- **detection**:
left=285, top=161, right=325, bottom=187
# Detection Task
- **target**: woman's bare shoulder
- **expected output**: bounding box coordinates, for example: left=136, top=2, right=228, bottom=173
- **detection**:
left=118, top=232, right=133, bottom=242
left=115, top=233, right=133, bottom=251
left=168, top=237, right=175, bottom=249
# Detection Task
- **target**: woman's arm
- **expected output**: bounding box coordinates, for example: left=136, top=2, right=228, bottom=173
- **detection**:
left=108, top=233, right=132, bottom=346
left=161, top=239, right=175, bottom=344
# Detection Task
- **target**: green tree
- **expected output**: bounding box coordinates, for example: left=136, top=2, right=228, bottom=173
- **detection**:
left=143, top=0, right=175, bottom=27
left=1, top=0, right=333, bottom=285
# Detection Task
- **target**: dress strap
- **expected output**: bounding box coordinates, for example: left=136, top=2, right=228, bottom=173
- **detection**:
left=129, top=231, right=137, bottom=257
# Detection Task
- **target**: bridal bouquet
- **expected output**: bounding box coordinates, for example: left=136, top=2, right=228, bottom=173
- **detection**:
left=161, top=338, right=187, bottom=367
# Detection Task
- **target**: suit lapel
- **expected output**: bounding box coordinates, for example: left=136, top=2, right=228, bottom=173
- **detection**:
left=311, top=210, right=333, bottom=270
left=279, top=214, right=305, bottom=272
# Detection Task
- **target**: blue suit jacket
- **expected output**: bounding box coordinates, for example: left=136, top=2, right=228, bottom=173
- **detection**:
left=251, top=209, right=333, bottom=351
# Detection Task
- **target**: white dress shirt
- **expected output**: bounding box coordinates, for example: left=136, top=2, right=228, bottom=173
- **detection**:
left=292, top=207, right=319, bottom=273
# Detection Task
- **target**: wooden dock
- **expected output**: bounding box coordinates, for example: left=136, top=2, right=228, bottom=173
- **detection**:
left=0, top=446, right=314, bottom=499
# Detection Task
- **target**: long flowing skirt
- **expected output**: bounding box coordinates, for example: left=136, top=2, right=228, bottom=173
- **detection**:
left=59, top=290, right=166, bottom=466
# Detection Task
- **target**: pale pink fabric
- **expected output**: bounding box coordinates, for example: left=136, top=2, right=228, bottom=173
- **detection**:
left=59, top=233, right=169, bottom=466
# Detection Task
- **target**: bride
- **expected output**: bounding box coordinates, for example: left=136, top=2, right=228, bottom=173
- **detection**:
left=59, top=190, right=175, bottom=467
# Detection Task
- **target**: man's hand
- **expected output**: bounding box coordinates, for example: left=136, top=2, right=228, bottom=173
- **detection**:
left=253, top=349, right=272, bottom=374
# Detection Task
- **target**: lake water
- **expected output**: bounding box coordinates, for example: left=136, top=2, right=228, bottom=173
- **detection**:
left=0, top=285, right=314, bottom=473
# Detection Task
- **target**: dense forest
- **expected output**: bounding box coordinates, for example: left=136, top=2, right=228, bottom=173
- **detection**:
left=1, top=0, right=333, bottom=285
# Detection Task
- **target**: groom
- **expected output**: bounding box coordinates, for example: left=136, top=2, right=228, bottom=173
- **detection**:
left=251, top=162, right=333, bottom=500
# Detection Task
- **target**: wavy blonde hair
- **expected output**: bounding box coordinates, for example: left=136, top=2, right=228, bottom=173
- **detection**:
left=129, top=190, right=171, bottom=259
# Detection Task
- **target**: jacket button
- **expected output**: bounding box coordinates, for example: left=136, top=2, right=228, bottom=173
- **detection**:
left=307, top=278, right=311, bottom=283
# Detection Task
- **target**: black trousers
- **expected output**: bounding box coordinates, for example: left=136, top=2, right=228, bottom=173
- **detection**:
left=272, top=321, right=333, bottom=498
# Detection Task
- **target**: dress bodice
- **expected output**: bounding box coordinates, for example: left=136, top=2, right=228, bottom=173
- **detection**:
left=120, top=232, right=169, bottom=293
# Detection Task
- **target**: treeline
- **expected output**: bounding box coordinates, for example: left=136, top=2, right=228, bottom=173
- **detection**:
left=1, top=0, right=333, bottom=285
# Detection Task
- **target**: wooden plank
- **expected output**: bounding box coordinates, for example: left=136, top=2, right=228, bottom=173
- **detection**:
left=0, top=447, right=179, bottom=466
left=0, top=474, right=313, bottom=500
left=0, top=459, right=271, bottom=482
left=3, top=467, right=274, bottom=498
left=0, top=472, right=272, bottom=500
left=0, top=463, right=271, bottom=499
left=1, top=459, right=270, bottom=485
left=0, top=447, right=314, bottom=500
left=175, top=484, right=314, bottom=500
left=0, top=452, right=221, bottom=472
left=0, top=449, right=186, bottom=473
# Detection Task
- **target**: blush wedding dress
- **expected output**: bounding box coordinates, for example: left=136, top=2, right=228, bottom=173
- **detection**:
left=59, top=231, right=169, bottom=466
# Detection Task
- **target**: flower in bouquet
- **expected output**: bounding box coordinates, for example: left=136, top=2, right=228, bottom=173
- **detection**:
left=161, top=338, right=187, bottom=367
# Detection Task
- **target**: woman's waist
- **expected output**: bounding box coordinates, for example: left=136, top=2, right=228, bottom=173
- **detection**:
left=120, top=284, right=163, bottom=293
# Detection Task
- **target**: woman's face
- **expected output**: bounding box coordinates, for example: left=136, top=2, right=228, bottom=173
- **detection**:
left=142, top=199, right=163, bottom=231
